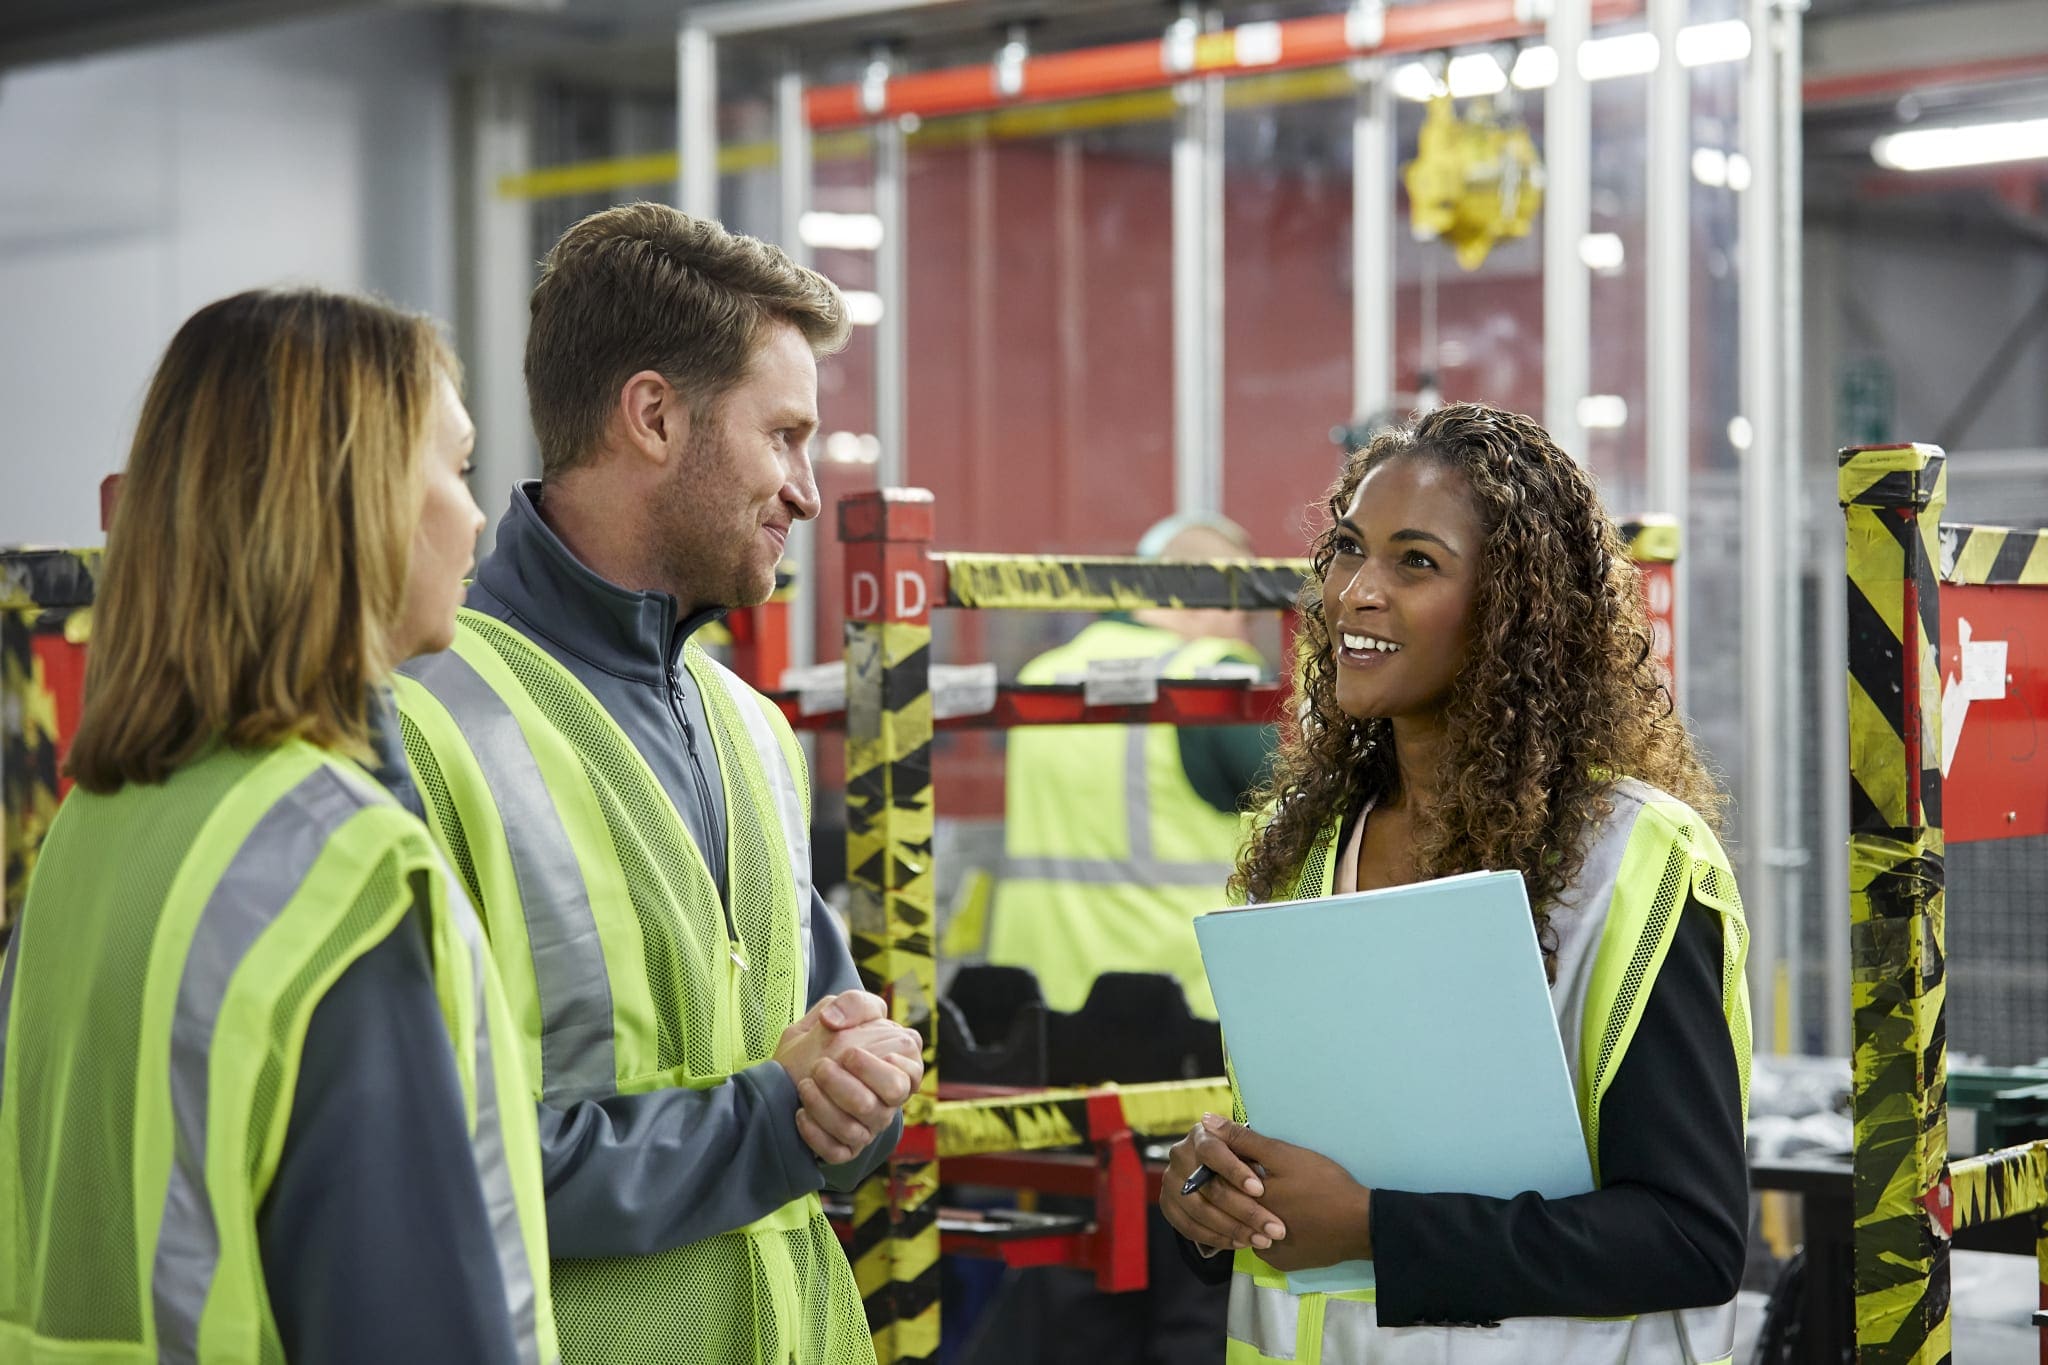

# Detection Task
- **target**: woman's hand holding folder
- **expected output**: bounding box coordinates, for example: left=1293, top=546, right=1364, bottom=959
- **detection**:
left=1160, top=1113, right=1289, bottom=1254
left=1161, top=1115, right=1376, bottom=1272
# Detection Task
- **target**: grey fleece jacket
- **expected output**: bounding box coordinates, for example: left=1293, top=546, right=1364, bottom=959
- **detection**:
left=256, top=484, right=895, bottom=1361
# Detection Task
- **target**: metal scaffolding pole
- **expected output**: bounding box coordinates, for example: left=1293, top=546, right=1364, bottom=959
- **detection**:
left=1353, top=57, right=1395, bottom=428
left=1776, top=0, right=1809, bottom=1049
left=677, top=22, right=717, bottom=218
left=874, top=91, right=908, bottom=488
left=1741, top=0, right=1785, bottom=1051
left=1172, top=7, right=1225, bottom=517
left=1544, top=0, right=1592, bottom=462
left=778, top=57, right=818, bottom=676
left=459, top=72, right=536, bottom=547
left=1646, top=0, right=1689, bottom=697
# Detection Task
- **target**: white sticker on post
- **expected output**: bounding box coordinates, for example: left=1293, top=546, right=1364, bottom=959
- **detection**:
left=1084, top=656, right=1162, bottom=707
left=932, top=662, right=999, bottom=720
left=1192, top=662, right=1262, bottom=683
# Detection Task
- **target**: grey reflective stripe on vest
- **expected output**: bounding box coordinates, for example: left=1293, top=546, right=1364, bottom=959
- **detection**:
left=442, top=868, right=541, bottom=1365
left=1226, top=1274, right=1300, bottom=1359
left=1002, top=645, right=1234, bottom=890
left=696, top=655, right=814, bottom=967
left=405, top=648, right=617, bottom=1104
left=152, top=767, right=364, bottom=1365
left=1675, top=1301, right=1737, bottom=1364
left=1229, top=1277, right=1725, bottom=1364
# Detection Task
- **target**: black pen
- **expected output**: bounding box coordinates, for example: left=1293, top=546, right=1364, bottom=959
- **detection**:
left=1180, top=1164, right=1219, bottom=1196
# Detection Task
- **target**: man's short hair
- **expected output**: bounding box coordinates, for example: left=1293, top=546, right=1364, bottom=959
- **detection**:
left=525, top=202, right=851, bottom=477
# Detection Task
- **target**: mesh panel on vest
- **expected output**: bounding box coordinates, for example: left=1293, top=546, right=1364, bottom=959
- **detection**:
left=6, top=757, right=244, bottom=1343
left=400, top=712, right=484, bottom=911
left=463, top=616, right=718, bottom=1079
left=550, top=1211, right=869, bottom=1365
left=1585, top=836, right=1691, bottom=1163
left=687, top=645, right=800, bottom=1065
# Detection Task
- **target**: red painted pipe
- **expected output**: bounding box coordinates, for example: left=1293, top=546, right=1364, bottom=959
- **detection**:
left=807, top=0, right=1642, bottom=131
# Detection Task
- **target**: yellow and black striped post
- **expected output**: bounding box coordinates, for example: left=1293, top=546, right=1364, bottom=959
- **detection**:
left=840, top=489, right=940, bottom=1363
left=1839, top=443, right=1952, bottom=1365
left=1, top=549, right=99, bottom=939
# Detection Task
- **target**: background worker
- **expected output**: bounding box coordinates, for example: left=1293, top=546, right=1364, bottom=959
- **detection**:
left=987, top=512, right=1277, bottom=1021
left=395, top=203, right=915, bottom=1365
left=1161, top=404, right=1749, bottom=1363
left=0, top=290, right=556, bottom=1363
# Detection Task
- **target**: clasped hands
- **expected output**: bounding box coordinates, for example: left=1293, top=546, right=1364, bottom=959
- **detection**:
left=1159, top=1113, right=1375, bottom=1272
left=774, top=991, right=923, bottom=1164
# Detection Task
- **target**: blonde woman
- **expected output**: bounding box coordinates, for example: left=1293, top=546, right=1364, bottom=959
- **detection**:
left=0, top=290, right=556, bottom=1363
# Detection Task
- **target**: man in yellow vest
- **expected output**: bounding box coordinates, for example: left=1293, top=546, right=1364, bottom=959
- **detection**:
left=988, top=513, right=1276, bottom=1020
left=977, top=513, right=1275, bottom=1361
left=395, top=204, right=919, bottom=1364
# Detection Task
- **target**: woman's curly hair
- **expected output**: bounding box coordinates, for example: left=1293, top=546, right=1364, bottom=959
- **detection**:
left=1231, top=403, right=1724, bottom=969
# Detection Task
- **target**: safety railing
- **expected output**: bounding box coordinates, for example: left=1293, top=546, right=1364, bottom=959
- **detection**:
left=1838, top=443, right=2048, bottom=1364
left=0, top=548, right=99, bottom=938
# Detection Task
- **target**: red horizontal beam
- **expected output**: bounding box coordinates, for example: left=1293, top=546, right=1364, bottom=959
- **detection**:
left=942, top=1230, right=1096, bottom=1269
left=1805, top=52, right=2048, bottom=108
left=774, top=679, right=1289, bottom=733
left=807, top=0, right=1640, bottom=130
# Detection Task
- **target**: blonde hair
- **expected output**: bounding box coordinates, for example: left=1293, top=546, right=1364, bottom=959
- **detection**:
left=525, top=202, right=850, bottom=477
left=67, top=289, right=455, bottom=792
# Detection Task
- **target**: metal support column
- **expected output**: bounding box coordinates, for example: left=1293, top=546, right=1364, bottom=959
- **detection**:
left=678, top=22, right=717, bottom=219
left=1172, top=7, right=1225, bottom=516
left=1544, top=0, right=1591, bottom=462
left=1774, top=0, right=1810, bottom=1049
left=1740, top=0, right=1785, bottom=1049
left=778, top=57, right=818, bottom=676
left=842, top=489, right=940, bottom=1365
left=1839, top=443, right=1951, bottom=1365
left=874, top=65, right=908, bottom=488
left=1353, top=57, right=1395, bottom=429
left=459, top=72, right=536, bottom=542
left=1645, top=0, right=1688, bottom=697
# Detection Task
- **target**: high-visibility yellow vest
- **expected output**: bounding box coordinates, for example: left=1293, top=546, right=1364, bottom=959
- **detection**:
left=0, top=740, right=556, bottom=1365
left=989, top=619, right=1263, bottom=1018
left=394, top=609, right=872, bottom=1365
left=1223, top=778, right=1751, bottom=1365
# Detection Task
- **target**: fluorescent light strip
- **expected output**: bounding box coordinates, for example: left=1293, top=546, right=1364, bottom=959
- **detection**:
left=1677, top=20, right=1751, bottom=68
left=1578, top=32, right=1659, bottom=81
left=1446, top=53, right=1507, bottom=99
left=842, top=290, right=885, bottom=326
left=1579, top=395, right=1630, bottom=431
left=1873, top=118, right=2048, bottom=172
left=799, top=210, right=884, bottom=251
left=1398, top=20, right=1748, bottom=103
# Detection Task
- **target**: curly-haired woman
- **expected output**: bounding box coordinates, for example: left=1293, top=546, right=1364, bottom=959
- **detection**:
left=1160, top=403, right=1751, bottom=1364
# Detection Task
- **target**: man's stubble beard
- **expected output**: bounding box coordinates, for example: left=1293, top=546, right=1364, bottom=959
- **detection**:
left=651, top=423, right=744, bottom=611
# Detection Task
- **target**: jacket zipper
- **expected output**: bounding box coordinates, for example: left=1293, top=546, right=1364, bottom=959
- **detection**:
left=668, top=656, right=748, bottom=971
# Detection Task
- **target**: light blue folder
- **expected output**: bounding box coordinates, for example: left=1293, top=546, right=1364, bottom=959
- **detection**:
left=1193, top=870, right=1592, bottom=1296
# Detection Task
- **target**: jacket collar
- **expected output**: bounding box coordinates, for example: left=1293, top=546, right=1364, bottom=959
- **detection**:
left=474, top=480, right=726, bottom=686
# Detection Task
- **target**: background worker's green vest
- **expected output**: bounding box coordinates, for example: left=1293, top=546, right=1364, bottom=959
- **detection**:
left=0, top=741, right=556, bottom=1365
left=395, top=610, right=872, bottom=1365
left=1220, top=779, right=1751, bottom=1365
left=989, top=619, right=1262, bottom=1019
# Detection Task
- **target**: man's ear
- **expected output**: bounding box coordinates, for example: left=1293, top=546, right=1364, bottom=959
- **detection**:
left=617, top=369, right=687, bottom=465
